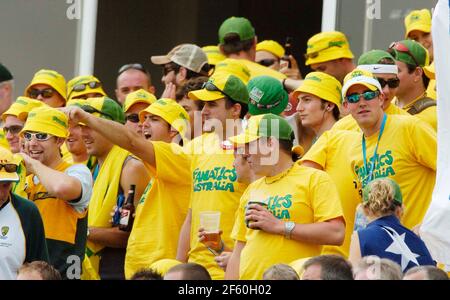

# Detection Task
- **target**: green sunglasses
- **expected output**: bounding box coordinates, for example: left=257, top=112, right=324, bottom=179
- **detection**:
left=346, top=90, right=379, bottom=104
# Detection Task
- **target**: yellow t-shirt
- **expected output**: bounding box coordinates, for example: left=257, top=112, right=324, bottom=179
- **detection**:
left=0, top=131, right=9, bottom=149
left=426, top=79, right=437, bottom=100
left=61, top=143, right=73, bottom=164
left=232, top=163, right=343, bottom=280
left=240, top=59, right=287, bottom=80
left=404, top=102, right=437, bottom=132
left=349, top=115, right=436, bottom=229
left=125, top=142, right=191, bottom=279
left=301, top=129, right=360, bottom=258
left=185, top=132, right=248, bottom=280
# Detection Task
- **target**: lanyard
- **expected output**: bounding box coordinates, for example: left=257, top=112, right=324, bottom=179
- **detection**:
left=362, top=113, right=387, bottom=185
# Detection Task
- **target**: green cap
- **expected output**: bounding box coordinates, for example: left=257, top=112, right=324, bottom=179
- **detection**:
left=219, top=17, right=255, bottom=45
left=363, top=178, right=403, bottom=205
left=358, top=50, right=395, bottom=65
left=388, top=39, right=429, bottom=67
left=82, top=96, right=125, bottom=124
left=247, top=76, right=288, bottom=116
left=0, top=63, right=13, bottom=83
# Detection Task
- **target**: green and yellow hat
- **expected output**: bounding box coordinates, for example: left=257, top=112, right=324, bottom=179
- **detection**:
left=342, top=69, right=382, bottom=98
left=2, top=96, right=45, bottom=122
left=202, top=45, right=226, bottom=66
left=81, top=97, right=125, bottom=124
left=229, top=113, right=294, bottom=145
left=214, top=58, right=251, bottom=84
left=293, top=72, right=343, bottom=109
left=21, top=106, right=68, bottom=138
left=404, top=9, right=432, bottom=38
left=305, top=31, right=354, bottom=66
left=219, top=16, right=255, bottom=45
left=256, top=40, right=285, bottom=58
left=363, top=177, right=403, bottom=205
left=138, top=98, right=190, bottom=137
left=123, top=89, right=157, bottom=113
left=25, top=69, right=67, bottom=101
left=248, top=75, right=288, bottom=115
left=0, top=147, right=20, bottom=182
left=67, top=75, right=106, bottom=101
left=188, top=72, right=249, bottom=104
left=388, top=39, right=429, bottom=67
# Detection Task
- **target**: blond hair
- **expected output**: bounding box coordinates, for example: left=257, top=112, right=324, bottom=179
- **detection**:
left=362, top=178, right=400, bottom=217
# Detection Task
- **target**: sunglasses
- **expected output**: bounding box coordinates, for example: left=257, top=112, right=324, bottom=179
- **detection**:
left=71, top=81, right=102, bottom=93
left=0, top=163, right=18, bottom=173
left=23, top=131, right=53, bottom=142
left=3, top=125, right=23, bottom=135
left=28, top=88, right=55, bottom=99
left=81, top=105, right=115, bottom=121
left=163, top=62, right=181, bottom=76
left=377, top=77, right=400, bottom=89
left=125, top=113, right=140, bottom=123
left=118, top=63, right=147, bottom=75
left=304, top=43, right=343, bottom=60
left=346, top=90, right=379, bottom=104
left=202, top=81, right=235, bottom=102
left=388, top=42, right=420, bottom=67
left=257, top=59, right=277, bottom=67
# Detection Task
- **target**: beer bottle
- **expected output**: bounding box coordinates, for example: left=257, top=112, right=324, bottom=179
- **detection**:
left=119, top=184, right=136, bottom=232
left=280, top=37, right=293, bottom=68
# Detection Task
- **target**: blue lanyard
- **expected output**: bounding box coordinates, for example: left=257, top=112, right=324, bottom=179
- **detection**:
left=362, top=114, right=387, bottom=184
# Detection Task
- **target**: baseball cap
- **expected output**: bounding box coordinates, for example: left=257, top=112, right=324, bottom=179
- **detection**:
left=247, top=76, right=288, bottom=116
left=0, top=147, right=20, bottom=182
left=151, top=44, right=208, bottom=74
left=388, top=39, right=429, bottom=67
left=202, top=45, right=226, bottom=66
left=25, top=69, right=67, bottom=101
left=423, top=62, right=435, bottom=79
left=228, top=113, right=294, bottom=145
left=138, top=98, right=190, bottom=137
left=149, top=259, right=182, bottom=276
left=188, top=72, right=249, bottom=104
left=342, top=69, right=382, bottom=98
left=293, top=72, right=343, bottom=109
left=256, top=40, right=285, bottom=58
left=123, top=89, right=156, bottom=113
left=362, top=177, right=403, bottom=205
left=219, top=17, right=255, bottom=45
left=2, top=97, right=45, bottom=122
left=357, top=50, right=398, bottom=75
left=0, top=63, right=13, bottom=83
left=214, top=58, right=251, bottom=84
left=21, top=106, right=68, bottom=138
left=305, top=31, right=354, bottom=66
left=82, top=97, right=125, bottom=124
left=67, top=75, right=106, bottom=101
left=404, top=9, right=432, bottom=38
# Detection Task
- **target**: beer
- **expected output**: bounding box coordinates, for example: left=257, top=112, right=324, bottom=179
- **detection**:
left=119, top=184, right=136, bottom=232
left=203, top=231, right=221, bottom=249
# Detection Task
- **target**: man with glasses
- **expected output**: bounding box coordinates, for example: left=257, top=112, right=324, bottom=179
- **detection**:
left=343, top=69, right=436, bottom=231
left=256, top=40, right=302, bottom=80
left=123, top=89, right=156, bottom=135
left=0, top=147, right=49, bottom=280
left=388, top=40, right=436, bottom=131
left=24, top=69, right=67, bottom=108
left=115, top=63, right=156, bottom=105
left=19, top=106, right=93, bottom=279
left=67, top=75, right=106, bottom=101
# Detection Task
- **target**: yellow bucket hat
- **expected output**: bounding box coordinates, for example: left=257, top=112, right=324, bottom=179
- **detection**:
left=21, top=106, right=68, bottom=138
left=67, top=75, right=106, bottom=101
left=213, top=58, right=251, bottom=84
left=342, top=69, right=382, bottom=98
left=2, top=96, right=45, bottom=122
left=25, top=69, right=67, bottom=101
left=305, top=31, right=354, bottom=66
left=292, top=72, right=343, bottom=108
left=256, top=40, right=285, bottom=58
left=138, top=98, right=190, bottom=137
left=123, top=89, right=157, bottom=113
left=404, top=9, right=432, bottom=38
left=202, top=45, right=226, bottom=66
left=0, top=147, right=20, bottom=182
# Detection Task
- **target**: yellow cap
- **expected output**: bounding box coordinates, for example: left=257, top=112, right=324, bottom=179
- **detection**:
left=123, top=89, right=157, bottom=113
left=2, top=96, right=45, bottom=122
left=25, top=69, right=67, bottom=101
left=305, top=31, right=354, bottom=65
left=213, top=58, right=251, bottom=84
left=342, top=69, right=382, bottom=98
left=149, top=259, right=182, bottom=276
left=423, top=62, right=435, bottom=79
left=67, top=75, right=106, bottom=101
left=256, top=40, right=285, bottom=58
left=292, top=72, right=343, bottom=108
left=405, top=9, right=432, bottom=38
left=202, top=45, right=226, bottom=66
left=21, top=106, right=68, bottom=138
left=0, top=147, right=20, bottom=182
left=139, top=98, right=190, bottom=137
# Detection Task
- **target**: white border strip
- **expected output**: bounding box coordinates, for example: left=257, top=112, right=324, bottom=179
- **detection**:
left=76, top=0, right=98, bottom=76
left=322, top=0, right=337, bottom=31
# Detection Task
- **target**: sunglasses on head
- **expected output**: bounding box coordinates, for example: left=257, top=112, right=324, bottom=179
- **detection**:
left=162, top=62, right=181, bottom=76
left=388, top=42, right=420, bottom=67
left=202, top=81, right=235, bottom=102
left=125, top=113, right=140, bottom=123
left=0, top=163, right=18, bottom=173
left=118, top=63, right=147, bottom=75
left=80, top=105, right=115, bottom=121
left=28, top=88, right=55, bottom=99
left=23, top=131, right=53, bottom=142
left=346, top=90, right=379, bottom=104
left=257, top=59, right=277, bottom=67
left=72, top=81, right=102, bottom=93
left=3, top=125, right=23, bottom=135
left=377, top=77, right=400, bottom=89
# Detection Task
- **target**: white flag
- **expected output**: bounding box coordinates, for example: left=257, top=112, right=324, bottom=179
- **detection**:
left=420, top=0, right=450, bottom=271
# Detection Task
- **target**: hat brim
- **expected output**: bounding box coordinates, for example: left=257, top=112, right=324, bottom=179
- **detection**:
left=248, top=92, right=289, bottom=116
left=405, top=24, right=431, bottom=38
left=150, top=55, right=171, bottom=65
left=228, top=133, right=260, bottom=145
left=0, top=172, right=19, bottom=182
left=188, top=89, right=225, bottom=101
left=305, top=48, right=354, bottom=66
left=25, top=80, right=66, bottom=101
left=423, top=65, right=435, bottom=80
left=293, top=85, right=341, bottom=109
left=69, top=88, right=106, bottom=101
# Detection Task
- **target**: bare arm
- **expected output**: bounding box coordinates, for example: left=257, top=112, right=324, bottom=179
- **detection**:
left=224, top=241, right=245, bottom=280
left=88, top=227, right=130, bottom=248
left=348, top=231, right=362, bottom=266
left=176, top=209, right=192, bottom=262
left=120, top=158, right=151, bottom=207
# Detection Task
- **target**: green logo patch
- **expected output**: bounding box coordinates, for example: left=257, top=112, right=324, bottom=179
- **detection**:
left=1, top=226, right=9, bottom=237
left=328, top=40, right=345, bottom=47
left=16, top=99, right=28, bottom=105
left=52, top=116, right=68, bottom=128
left=306, top=76, right=322, bottom=83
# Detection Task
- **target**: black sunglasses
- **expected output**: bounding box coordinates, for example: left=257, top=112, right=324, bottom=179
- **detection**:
left=0, top=163, right=18, bottom=173
left=257, top=59, right=277, bottom=67
left=202, top=81, right=235, bottom=102
left=118, top=63, right=147, bottom=75
left=72, top=81, right=102, bottom=93
left=125, top=113, right=140, bottom=123
left=377, top=77, right=400, bottom=89
left=3, top=125, right=23, bottom=135
left=81, top=105, right=115, bottom=121
left=28, top=88, right=55, bottom=99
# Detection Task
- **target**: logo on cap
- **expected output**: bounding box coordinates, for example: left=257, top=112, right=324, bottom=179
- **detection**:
left=249, top=87, right=264, bottom=103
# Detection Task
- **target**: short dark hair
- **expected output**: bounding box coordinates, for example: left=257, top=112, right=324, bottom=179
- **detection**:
left=405, top=64, right=430, bottom=89
left=166, top=263, right=211, bottom=280
left=18, top=261, right=62, bottom=280
left=130, top=268, right=163, bottom=280
left=176, top=76, right=209, bottom=101
left=303, top=255, right=353, bottom=280
left=221, top=34, right=254, bottom=56
left=404, top=266, right=449, bottom=280
left=320, top=100, right=340, bottom=121
left=225, top=97, right=248, bottom=119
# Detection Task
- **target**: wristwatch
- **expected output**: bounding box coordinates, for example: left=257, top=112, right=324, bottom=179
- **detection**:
left=284, top=221, right=296, bottom=239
